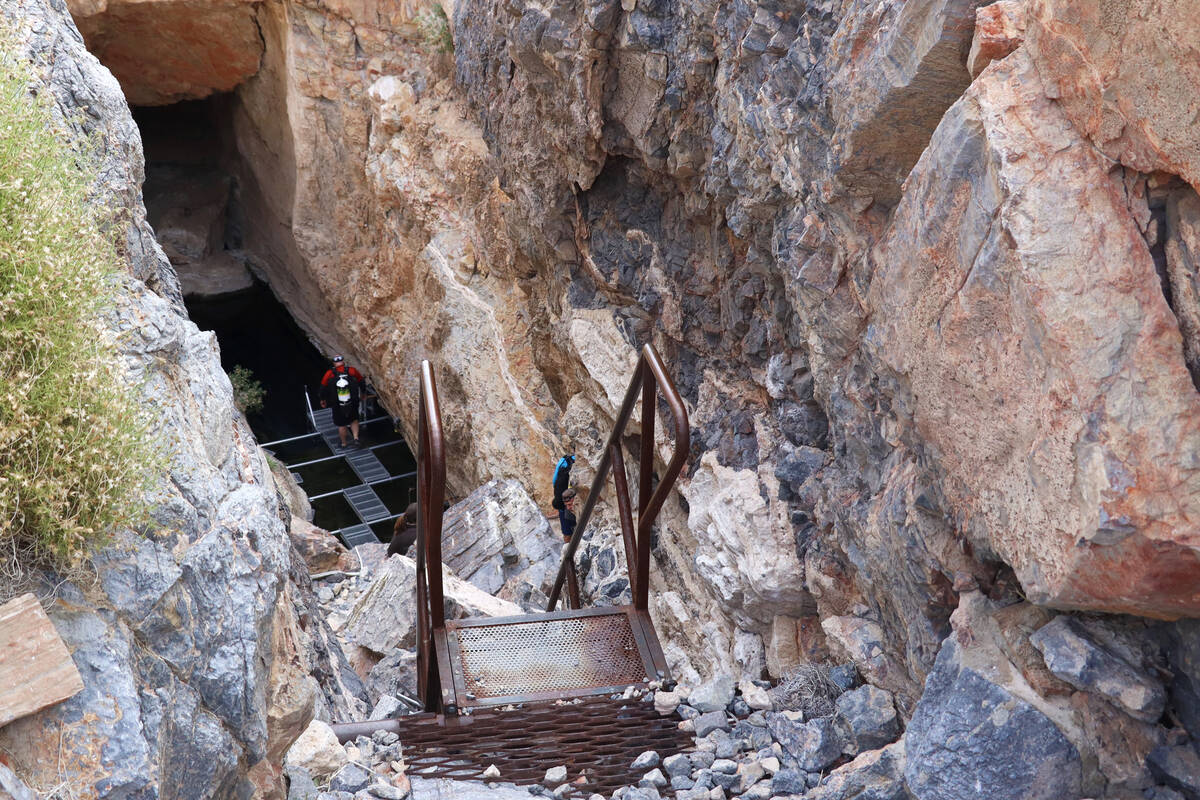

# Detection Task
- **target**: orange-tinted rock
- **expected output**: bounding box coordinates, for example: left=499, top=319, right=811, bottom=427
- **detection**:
left=1026, top=0, right=1200, bottom=192
left=871, top=48, right=1200, bottom=617
left=67, top=0, right=263, bottom=106
left=967, top=0, right=1026, bottom=78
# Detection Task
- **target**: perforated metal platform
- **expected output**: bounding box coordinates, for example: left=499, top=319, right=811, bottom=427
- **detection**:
left=441, top=607, right=667, bottom=708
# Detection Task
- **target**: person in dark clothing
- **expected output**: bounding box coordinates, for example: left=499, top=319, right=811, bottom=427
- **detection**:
left=320, top=355, right=365, bottom=450
left=559, top=488, right=577, bottom=543
left=388, top=503, right=419, bottom=557
left=552, top=454, right=575, bottom=539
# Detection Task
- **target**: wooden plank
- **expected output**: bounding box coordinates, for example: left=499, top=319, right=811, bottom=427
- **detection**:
left=0, top=593, right=84, bottom=728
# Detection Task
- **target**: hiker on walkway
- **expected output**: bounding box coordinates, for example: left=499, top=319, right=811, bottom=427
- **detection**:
left=320, top=355, right=365, bottom=450
left=551, top=453, right=575, bottom=540
left=388, top=502, right=419, bottom=557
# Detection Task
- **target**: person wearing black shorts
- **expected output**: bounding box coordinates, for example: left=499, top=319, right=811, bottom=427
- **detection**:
left=320, top=355, right=365, bottom=450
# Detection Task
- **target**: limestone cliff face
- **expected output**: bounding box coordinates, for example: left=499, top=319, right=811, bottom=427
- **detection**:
left=61, top=0, right=1200, bottom=681
left=0, top=2, right=365, bottom=797
left=53, top=0, right=1200, bottom=793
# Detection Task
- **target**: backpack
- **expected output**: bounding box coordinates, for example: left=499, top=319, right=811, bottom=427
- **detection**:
left=551, top=455, right=574, bottom=510
left=333, top=370, right=359, bottom=407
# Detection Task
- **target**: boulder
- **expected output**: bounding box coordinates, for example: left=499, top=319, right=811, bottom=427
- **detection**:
left=1147, top=745, right=1200, bottom=800
left=438, top=479, right=563, bottom=609
left=290, top=517, right=349, bottom=575
left=284, top=720, right=349, bottom=780
left=768, top=714, right=845, bottom=773
left=689, top=674, right=736, bottom=713
left=341, top=555, right=522, bottom=656
left=1030, top=616, right=1165, bottom=722
left=807, top=741, right=908, bottom=800
left=904, top=633, right=1081, bottom=800
left=835, top=684, right=899, bottom=754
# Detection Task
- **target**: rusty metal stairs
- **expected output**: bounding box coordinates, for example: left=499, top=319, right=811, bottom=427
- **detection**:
left=331, top=345, right=692, bottom=795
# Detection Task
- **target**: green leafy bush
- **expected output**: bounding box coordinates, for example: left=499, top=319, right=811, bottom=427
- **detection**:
left=0, top=40, right=155, bottom=566
left=228, top=365, right=266, bottom=416
left=416, top=4, right=454, bottom=54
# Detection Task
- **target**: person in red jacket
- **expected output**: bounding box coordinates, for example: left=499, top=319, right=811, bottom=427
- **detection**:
left=320, top=355, right=365, bottom=449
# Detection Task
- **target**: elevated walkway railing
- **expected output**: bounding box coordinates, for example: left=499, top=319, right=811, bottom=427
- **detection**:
left=412, top=344, right=689, bottom=715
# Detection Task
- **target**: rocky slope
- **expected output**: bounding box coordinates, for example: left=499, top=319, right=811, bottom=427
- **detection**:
left=0, top=2, right=367, bottom=798
left=23, top=0, right=1200, bottom=796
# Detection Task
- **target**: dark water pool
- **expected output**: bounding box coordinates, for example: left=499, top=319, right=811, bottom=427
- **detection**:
left=185, top=281, right=416, bottom=539
left=186, top=280, right=332, bottom=443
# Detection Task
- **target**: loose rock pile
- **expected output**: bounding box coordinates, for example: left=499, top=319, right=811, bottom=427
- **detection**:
left=282, top=665, right=911, bottom=800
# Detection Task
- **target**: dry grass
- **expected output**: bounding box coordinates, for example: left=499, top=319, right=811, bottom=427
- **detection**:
left=769, top=663, right=843, bottom=718
left=0, top=34, right=156, bottom=574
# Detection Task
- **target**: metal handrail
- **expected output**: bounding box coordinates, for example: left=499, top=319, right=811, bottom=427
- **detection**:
left=546, top=343, right=690, bottom=612
left=415, top=360, right=447, bottom=710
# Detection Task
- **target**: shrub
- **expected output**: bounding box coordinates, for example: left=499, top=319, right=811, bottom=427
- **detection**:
left=228, top=365, right=266, bottom=416
left=416, top=4, right=454, bottom=54
left=0, top=38, right=155, bottom=567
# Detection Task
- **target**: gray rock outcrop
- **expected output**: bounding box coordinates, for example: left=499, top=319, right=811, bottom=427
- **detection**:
left=0, top=2, right=365, bottom=797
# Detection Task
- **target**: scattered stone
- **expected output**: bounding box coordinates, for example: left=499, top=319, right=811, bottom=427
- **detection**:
left=670, top=774, right=695, bottom=790
left=693, top=711, right=730, bottom=738
left=483, top=765, right=502, bottom=779
left=663, top=753, right=691, bottom=777
left=330, top=764, right=372, bottom=794
left=370, top=695, right=404, bottom=721
left=689, top=674, right=736, bottom=713
left=711, top=758, right=737, bottom=774
left=366, top=782, right=407, bottom=800
left=543, top=765, right=568, bottom=786
left=286, top=766, right=320, bottom=800
left=738, top=679, right=773, bottom=712
left=654, top=690, right=682, bottom=716
left=631, top=751, right=661, bottom=770
left=676, top=704, right=701, bottom=720
left=1030, top=616, right=1166, bottom=722
left=772, top=767, right=807, bottom=795
left=285, top=720, right=350, bottom=780
left=741, top=781, right=772, bottom=800
left=834, top=684, right=899, bottom=753
left=1147, top=744, right=1200, bottom=800
left=640, top=768, right=667, bottom=788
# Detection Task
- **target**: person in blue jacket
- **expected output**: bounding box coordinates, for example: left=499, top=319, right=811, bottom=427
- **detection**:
left=552, top=454, right=575, bottom=540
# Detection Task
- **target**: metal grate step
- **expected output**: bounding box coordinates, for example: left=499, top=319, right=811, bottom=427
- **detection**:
left=338, top=523, right=379, bottom=547
left=345, top=449, right=390, bottom=484
left=444, top=608, right=655, bottom=708
left=344, top=484, right=391, bottom=523
left=310, top=407, right=342, bottom=450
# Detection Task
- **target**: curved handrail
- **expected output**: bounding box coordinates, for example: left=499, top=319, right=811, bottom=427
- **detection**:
left=415, top=360, right=447, bottom=710
left=546, top=343, right=690, bottom=612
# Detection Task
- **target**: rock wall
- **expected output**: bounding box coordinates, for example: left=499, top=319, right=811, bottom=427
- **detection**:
left=50, top=0, right=1200, bottom=795
left=0, top=2, right=366, bottom=797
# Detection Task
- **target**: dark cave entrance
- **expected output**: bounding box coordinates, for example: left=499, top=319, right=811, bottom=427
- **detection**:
left=133, top=97, right=416, bottom=538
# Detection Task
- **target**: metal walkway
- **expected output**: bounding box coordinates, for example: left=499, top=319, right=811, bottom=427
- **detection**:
left=258, top=389, right=409, bottom=547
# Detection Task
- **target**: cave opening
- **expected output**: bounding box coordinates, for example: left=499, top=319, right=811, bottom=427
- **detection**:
left=133, top=96, right=416, bottom=539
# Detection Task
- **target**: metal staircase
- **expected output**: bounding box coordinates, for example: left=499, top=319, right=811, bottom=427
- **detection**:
left=331, top=345, right=692, bottom=796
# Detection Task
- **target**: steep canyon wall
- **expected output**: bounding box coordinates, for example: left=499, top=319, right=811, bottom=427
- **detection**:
left=43, top=0, right=1200, bottom=795
left=0, top=2, right=367, bottom=797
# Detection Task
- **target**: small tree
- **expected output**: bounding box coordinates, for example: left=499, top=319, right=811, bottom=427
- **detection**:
left=228, top=365, right=266, bottom=416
